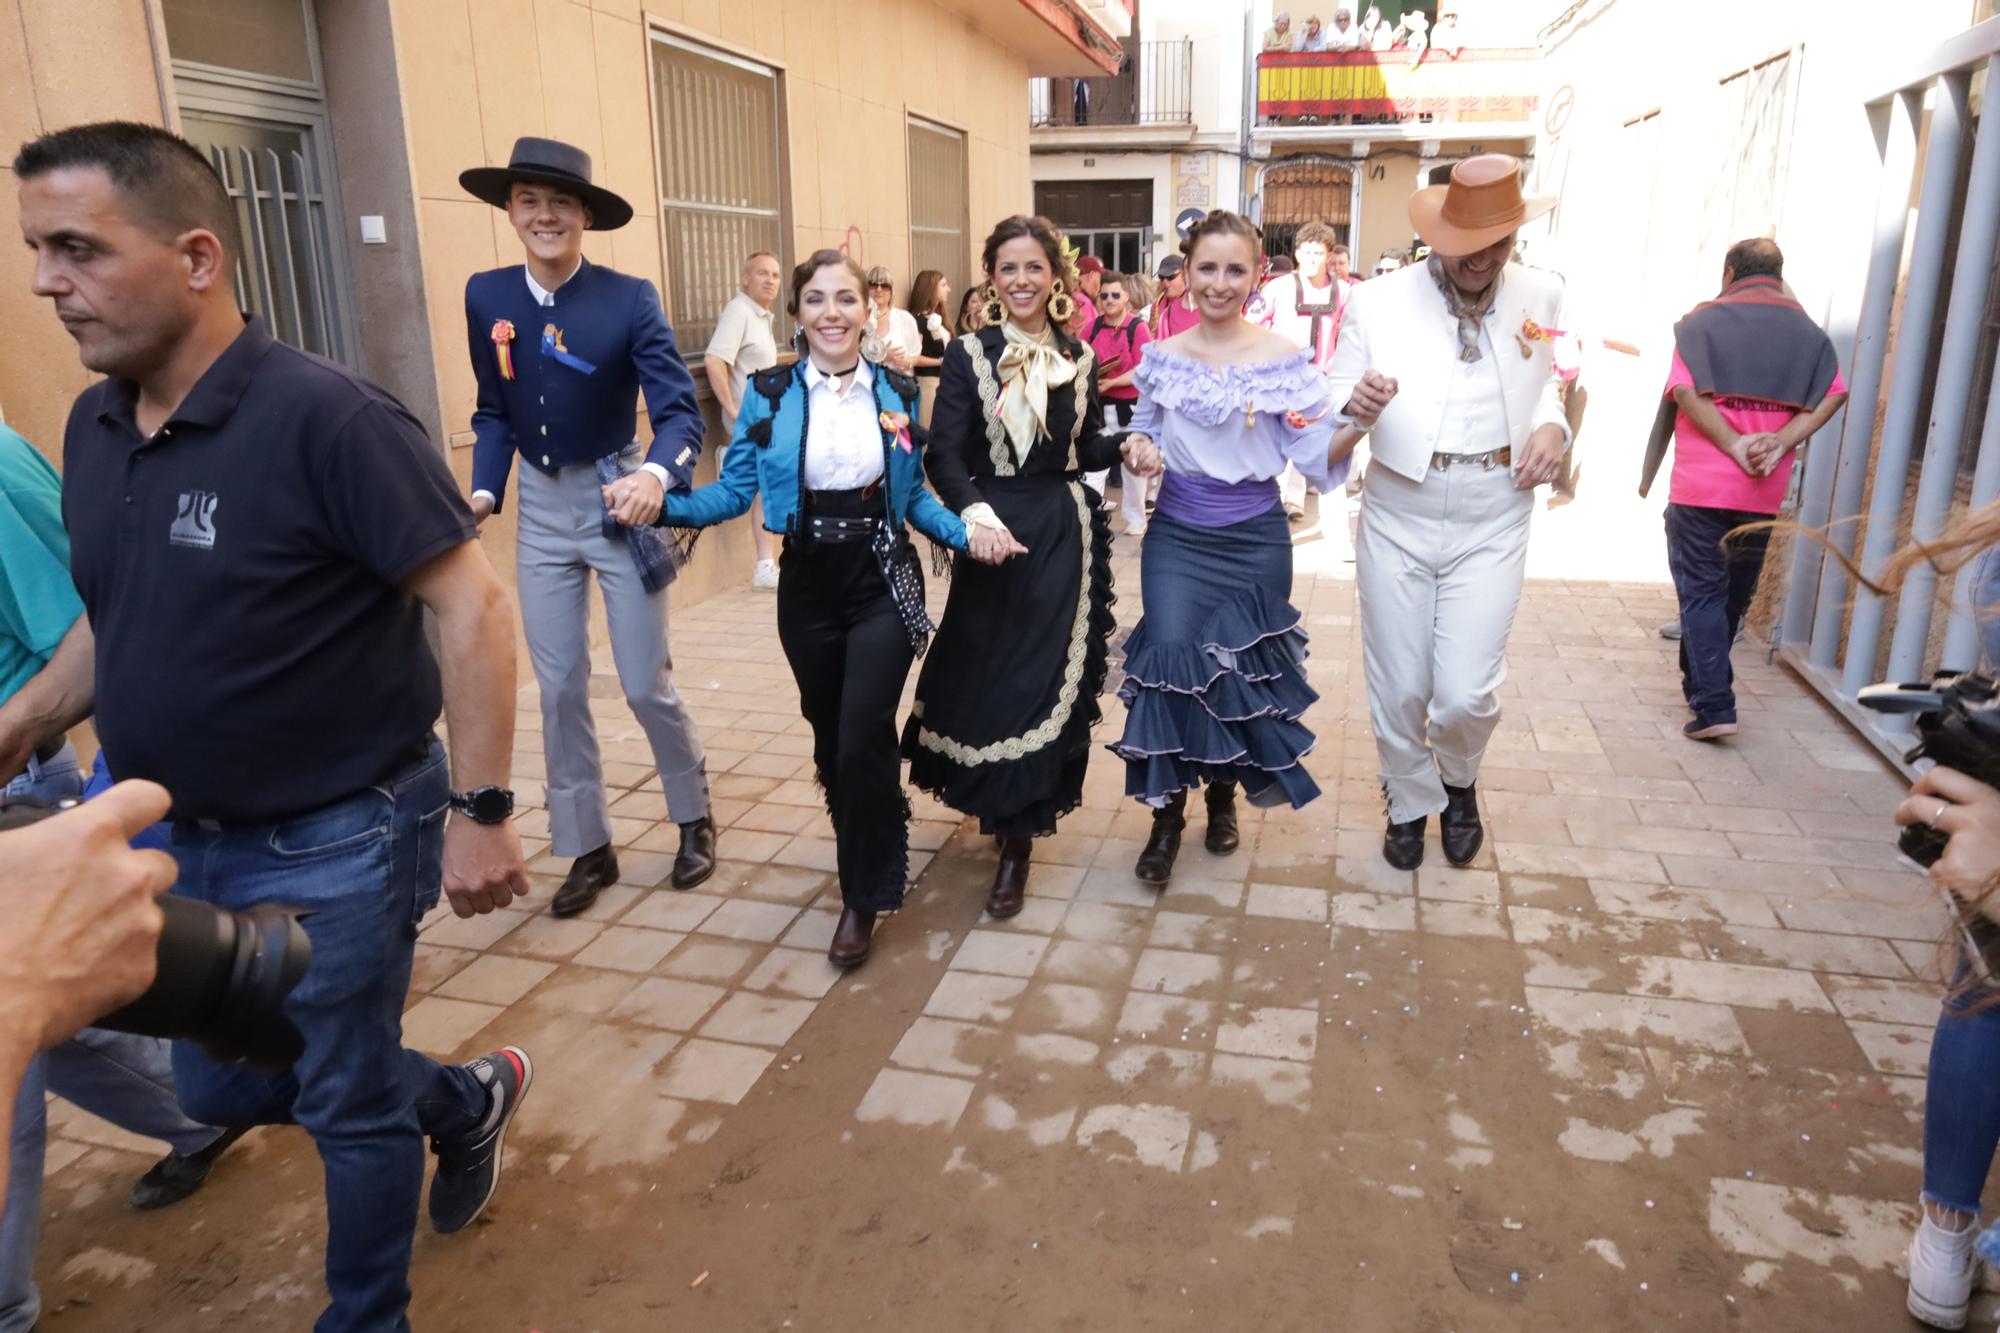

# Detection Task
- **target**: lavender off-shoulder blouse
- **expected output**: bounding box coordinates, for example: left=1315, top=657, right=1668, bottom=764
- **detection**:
left=1128, top=346, right=1347, bottom=524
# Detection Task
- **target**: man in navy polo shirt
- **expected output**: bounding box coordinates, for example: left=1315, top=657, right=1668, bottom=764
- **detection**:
left=5, top=121, right=533, bottom=1333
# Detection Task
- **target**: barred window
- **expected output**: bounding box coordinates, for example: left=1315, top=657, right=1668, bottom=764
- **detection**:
left=651, top=32, right=787, bottom=356
left=907, top=116, right=969, bottom=313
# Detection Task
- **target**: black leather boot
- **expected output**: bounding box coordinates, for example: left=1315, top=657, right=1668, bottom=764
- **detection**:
left=1203, top=782, right=1240, bottom=855
left=1134, top=792, right=1187, bottom=885
left=671, top=816, right=717, bottom=889
left=1382, top=815, right=1426, bottom=871
left=1441, top=783, right=1484, bottom=867
left=552, top=844, right=619, bottom=917
left=987, top=836, right=1032, bottom=918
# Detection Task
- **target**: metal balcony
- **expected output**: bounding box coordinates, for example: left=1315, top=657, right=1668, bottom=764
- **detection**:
left=1030, top=39, right=1194, bottom=129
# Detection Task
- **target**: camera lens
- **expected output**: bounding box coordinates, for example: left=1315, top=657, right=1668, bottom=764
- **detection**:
left=95, top=896, right=312, bottom=1072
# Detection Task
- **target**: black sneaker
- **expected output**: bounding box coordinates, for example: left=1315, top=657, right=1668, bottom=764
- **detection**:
left=128, top=1125, right=249, bottom=1211
left=429, top=1046, right=533, bottom=1235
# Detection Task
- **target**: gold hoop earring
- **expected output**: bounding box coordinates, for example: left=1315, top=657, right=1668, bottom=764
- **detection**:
left=1047, top=277, right=1076, bottom=326
left=982, top=283, right=1006, bottom=327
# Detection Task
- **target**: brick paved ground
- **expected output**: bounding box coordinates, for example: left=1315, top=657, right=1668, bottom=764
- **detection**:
left=31, top=482, right=1971, bottom=1331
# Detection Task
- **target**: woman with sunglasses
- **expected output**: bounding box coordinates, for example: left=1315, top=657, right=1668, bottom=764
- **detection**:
left=864, top=266, right=921, bottom=375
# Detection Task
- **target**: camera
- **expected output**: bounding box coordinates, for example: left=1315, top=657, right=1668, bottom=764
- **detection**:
left=0, top=796, right=311, bottom=1071
left=1860, top=672, right=2000, bottom=980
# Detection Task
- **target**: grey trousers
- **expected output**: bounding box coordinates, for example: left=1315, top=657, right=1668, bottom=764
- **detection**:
left=1355, top=459, right=1533, bottom=824
left=516, top=449, right=709, bottom=855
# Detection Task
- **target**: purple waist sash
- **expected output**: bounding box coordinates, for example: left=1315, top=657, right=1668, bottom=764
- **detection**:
left=1155, top=472, right=1280, bottom=527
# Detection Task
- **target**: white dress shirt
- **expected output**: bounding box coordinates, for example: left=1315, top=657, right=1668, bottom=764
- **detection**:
left=802, top=359, right=886, bottom=492
left=473, top=259, right=673, bottom=506
left=1435, top=326, right=1512, bottom=457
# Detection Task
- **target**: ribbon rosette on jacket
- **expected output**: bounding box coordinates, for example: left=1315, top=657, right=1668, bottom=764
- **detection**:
left=490, top=319, right=517, bottom=380
left=879, top=411, right=914, bottom=453
left=1516, top=316, right=1581, bottom=379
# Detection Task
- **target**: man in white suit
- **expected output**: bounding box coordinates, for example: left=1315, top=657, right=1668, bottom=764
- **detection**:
left=1326, top=155, right=1570, bottom=871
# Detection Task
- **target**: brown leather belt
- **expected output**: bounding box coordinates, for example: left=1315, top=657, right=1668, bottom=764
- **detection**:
left=1430, top=447, right=1512, bottom=471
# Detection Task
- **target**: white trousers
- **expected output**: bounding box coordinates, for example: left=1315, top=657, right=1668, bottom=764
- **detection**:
left=517, top=448, right=709, bottom=856
left=1355, top=459, right=1533, bottom=823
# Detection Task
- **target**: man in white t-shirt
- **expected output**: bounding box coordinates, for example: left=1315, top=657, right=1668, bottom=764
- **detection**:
left=1259, top=221, right=1351, bottom=525
left=704, top=251, right=783, bottom=589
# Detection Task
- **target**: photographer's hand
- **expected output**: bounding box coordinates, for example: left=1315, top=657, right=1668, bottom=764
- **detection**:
left=0, top=780, right=175, bottom=1047
left=1896, top=765, right=2000, bottom=907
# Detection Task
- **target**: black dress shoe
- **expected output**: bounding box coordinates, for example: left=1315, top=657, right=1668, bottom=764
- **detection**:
left=671, top=816, right=717, bottom=889
left=1134, top=792, right=1187, bottom=885
left=551, top=845, right=619, bottom=917
left=1441, top=783, right=1484, bottom=867
left=987, top=836, right=1031, bottom=918
left=1203, top=782, right=1240, bottom=855
left=828, top=908, right=876, bottom=967
left=1383, top=815, right=1426, bottom=871
left=129, top=1125, right=249, bottom=1210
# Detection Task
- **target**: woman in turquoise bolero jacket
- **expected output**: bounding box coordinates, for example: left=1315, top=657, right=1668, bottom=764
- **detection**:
left=613, top=249, right=1001, bottom=967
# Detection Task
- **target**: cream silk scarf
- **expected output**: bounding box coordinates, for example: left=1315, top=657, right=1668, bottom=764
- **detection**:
left=994, top=321, right=1077, bottom=468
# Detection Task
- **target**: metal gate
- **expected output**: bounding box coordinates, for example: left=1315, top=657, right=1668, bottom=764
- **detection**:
left=1258, top=156, right=1355, bottom=260
left=1780, top=18, right=2000, bottom=767
left=197, top=132, right=353, bottom=366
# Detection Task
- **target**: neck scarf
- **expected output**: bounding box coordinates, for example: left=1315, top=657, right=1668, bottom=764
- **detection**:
left=1426, top=254, right=1500, bottom=363
left=994, top=321, right=1076, bottom=466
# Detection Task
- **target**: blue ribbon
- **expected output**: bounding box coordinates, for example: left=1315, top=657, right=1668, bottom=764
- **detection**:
left=540, top=325, right=597, bottom=375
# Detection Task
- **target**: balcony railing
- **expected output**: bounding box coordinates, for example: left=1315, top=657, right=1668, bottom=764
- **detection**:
left=1255, top=48, right=1541, bottom=128
left=1031, top=39, right=1194, bottom=129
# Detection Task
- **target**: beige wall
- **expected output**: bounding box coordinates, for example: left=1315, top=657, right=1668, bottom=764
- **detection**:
left=392, top=0, right=1034, bottom=607
left=0, top=0, right=166, bottom=458
left=1352, top=153, right=1419, bottom=267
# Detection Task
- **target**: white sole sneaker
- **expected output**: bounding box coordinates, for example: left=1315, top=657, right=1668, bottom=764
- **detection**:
left=1909, top=1221, right=1977, bottom=1329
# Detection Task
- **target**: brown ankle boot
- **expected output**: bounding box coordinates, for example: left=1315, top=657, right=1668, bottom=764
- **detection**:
left=986, top=836, right=1031, bottom=918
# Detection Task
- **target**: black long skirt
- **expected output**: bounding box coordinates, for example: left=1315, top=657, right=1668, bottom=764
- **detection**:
left=902, top=473, right=1116, bottom=837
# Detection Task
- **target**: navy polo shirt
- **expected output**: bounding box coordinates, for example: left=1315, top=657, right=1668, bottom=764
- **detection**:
left=63, top=318, right=477, bottom=822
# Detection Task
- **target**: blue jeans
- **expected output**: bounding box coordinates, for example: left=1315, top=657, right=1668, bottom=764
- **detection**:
left=1924, top=979, right=2000, bottom=1215
left=1, top=1031, right=224, bottom=1333
left=0, top=739, right=84, bottom=806
left=1664, top=503, right=1771, bottom=725
left=166, top=739, right=486, bottom=1333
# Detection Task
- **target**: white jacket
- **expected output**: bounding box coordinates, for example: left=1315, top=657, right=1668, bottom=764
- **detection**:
left=1326, top=262, right=1571, bottom=482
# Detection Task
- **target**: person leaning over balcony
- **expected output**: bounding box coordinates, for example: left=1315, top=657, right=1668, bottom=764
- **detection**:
left=13, top=120, right=534, bottom=1333
left=1636, top=237, right=1846, bottom=743
left=1294, top=14, right=1329, bottom=51
left=906, top=216, right=1154, bottom=920
left=705, top=250, right=785, bottom=591
left=462, top=136, right=717, bottom=916
left=1329, top=8, right=1361, bottom=50
left=614, top=251, right=985, bottom=969
left=1326, top=154, right=1571, bottom=874
left=1263, top=10, right=1294, bottom=51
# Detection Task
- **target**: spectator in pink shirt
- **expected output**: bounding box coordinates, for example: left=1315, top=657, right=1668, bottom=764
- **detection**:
left=1640, top=238, right=1848, bottom=741
left=1148, top=254, right=1199, bottom=339
left=1085, top=273, right=1154, bottom=535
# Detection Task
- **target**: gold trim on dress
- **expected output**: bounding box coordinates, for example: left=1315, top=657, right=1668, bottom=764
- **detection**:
left=914, top=480, right=1095, bottom=767
left=1067, top=345, right=1094, bottom=470
left=961, top=332, right=1015, bottom=477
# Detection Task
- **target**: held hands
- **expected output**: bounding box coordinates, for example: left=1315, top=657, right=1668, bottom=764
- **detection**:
left=441, top=815, right=530, bottom=918
left=2, top=780, right=177, bottom=1051
left=1895, top=765, right=2000, bottom=910
left=967, top=524, right=1029, bottom=566
left=1343, top=371, right=1399, bottom=428
left=601, top=469, right=666, bottom=527
left=1121, top=434, right=1164, bottom=478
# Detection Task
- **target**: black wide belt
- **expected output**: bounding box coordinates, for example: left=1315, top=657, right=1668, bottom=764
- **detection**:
left=804, top=513, right=881, bottom=544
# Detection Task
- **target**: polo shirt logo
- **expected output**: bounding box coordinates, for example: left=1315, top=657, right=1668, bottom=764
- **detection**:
left=169, top=491, right=219, bottom=550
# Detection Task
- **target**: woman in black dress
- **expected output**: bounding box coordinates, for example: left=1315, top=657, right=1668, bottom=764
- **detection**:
left=905, top=215, right=1158, bottom=917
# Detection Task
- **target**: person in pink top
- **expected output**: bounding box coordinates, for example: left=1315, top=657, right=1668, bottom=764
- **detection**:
left=1148, top=254, right=1199, bottom=340
left=1086, top=272, right=1154, bottom=534
left=1639, top=238, right=1848, bottom=741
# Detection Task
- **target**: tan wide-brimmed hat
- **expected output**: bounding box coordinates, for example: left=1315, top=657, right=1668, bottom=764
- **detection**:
left=1407, top=154, right=1554, bottom=255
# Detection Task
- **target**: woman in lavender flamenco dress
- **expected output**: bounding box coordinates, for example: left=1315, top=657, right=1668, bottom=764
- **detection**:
left=1109, top=210, right=1388, bottom=887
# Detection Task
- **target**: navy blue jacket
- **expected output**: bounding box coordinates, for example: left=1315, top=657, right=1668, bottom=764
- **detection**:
left=465, top=259, right=703, bottom=511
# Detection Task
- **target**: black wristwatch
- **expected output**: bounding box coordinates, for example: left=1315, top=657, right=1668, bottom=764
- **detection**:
left=449, top=786, right=515, bottom=825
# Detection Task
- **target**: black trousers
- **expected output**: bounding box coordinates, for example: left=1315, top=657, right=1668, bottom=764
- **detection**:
left=776, top=501, right=916, bottom=914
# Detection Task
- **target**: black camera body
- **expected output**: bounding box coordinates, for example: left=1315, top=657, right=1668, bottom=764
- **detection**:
left=0, top=797, right=311, bottom=1071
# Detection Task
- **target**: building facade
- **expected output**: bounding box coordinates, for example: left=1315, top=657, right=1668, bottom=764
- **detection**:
left=0, top=0, right=1126, bottom=608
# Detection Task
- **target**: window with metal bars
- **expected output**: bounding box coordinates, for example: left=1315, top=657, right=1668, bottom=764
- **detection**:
left=650, top=32, right=788, bottom=358
left=907, top=117, right=969, bottom=318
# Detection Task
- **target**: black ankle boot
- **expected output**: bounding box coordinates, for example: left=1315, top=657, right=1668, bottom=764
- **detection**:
left=987, top=836, right=1032, bottom=918
left=1382, top=815, right=1426, bottom=871
left=1441, top=783, right=1484, bottom=867
left=1135, top=792, right=1187, bottom=885
left=1204, top=782, right=1239, bottom=855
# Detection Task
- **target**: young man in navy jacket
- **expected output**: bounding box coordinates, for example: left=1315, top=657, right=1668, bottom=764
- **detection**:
left=462, top=137, right=715, bottom=913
